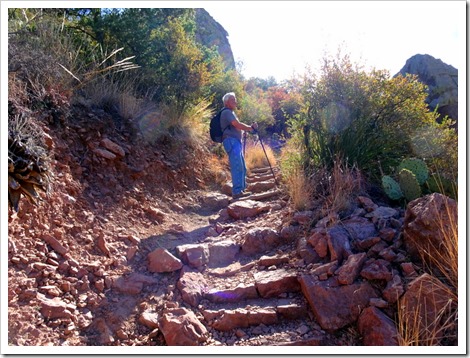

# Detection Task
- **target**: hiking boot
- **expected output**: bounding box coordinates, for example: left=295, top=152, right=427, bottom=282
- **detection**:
left=232, top=191, right=252, bottom=199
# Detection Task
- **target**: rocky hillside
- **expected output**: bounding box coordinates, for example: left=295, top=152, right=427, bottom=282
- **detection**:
left=7, top=100, right=458, bottom=349
left=396, top=54, right=458, bottom=127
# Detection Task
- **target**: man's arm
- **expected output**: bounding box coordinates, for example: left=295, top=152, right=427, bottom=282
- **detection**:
left=230, top=119, right=258, bottom=132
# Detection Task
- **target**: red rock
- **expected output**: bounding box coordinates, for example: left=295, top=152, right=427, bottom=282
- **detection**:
left=297, top=237, right=321, bottom=264
left=360, top=259, right=393, bottom=281
left=41, top=233, right=67, bottom=256
left=100, top=138, right=125, bottom=157
left=139, top=310, right=159, bottom=329
left=310, top=261, right=338, bottom=279
left=379, top=227, right=396, bottom=242
left=248, top=180, right=276, bottom=193
left=93, top=148, right=116, bottom=160
left=398, top=273, right=456, bottom=345
left=242, top=227, right=282, bottom=255
left=326, top=226, right=352, bottom=263
left=258, top=254, right=290, bottom=267
left=158, top=308, right=208, bottom=345
left=358, top=306, right=399, bottom=345
left=254, top=269, right=300, bottom=298
left=208, top=240, right=240, bottom=267
left=147, top=248, right=182, bottom=273
left=205, top=283, right=258, bottom=303
left=227, top=200, right=270, bottom=219
left=382, top=274, right=404, bottom=303
left=299, top=275, right=378, bottom=331
left=177, top=270, right=207, bottom=307
left=355, top=236, right=381, bottom=251
left=403, top=193, right=457, bottom=265
left=335, top=252, right=367, bottom=285
left=176, top=244, right=209, bottom=268
left=307, top=230, right=329, bottom=258
left=209, top=307, right=278, bottom=331
left=37, top=293, right=76, bottom=320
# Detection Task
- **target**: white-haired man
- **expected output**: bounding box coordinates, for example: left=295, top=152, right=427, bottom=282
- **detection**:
left=220, top=92, right=258, bottom=199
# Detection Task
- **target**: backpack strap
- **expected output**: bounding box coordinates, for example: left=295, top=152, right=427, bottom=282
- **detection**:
left=220, top=107, right=231, bottom=133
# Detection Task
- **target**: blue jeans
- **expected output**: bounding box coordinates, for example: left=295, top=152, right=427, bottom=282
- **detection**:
left=223, top=137, right=246, bottom=195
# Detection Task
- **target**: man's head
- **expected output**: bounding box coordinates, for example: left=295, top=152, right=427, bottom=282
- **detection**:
left=222, top=92, right=237, bottom=110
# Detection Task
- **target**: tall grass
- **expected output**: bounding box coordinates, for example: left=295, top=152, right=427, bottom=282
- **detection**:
left=397, top=195, right=458, bottom=346
left=397, top=276, right=457, bottom=346
left=318, top=158, right=364, bottom=217
left=279, top=143, right=313, bottom=211
left=244, top=138, right=277, bottom=171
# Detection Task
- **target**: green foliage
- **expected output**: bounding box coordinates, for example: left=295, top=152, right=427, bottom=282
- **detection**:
left=238, top=89, right=275, bottom=137
left=382, top=175, right=403, bottom=201
left=285, top=52, right=457, bottom=186
left=398, top=168, right=422, bottom=201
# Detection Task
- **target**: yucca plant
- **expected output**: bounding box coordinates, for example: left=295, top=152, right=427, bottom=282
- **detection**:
left=8, top=114, right=50, bottom=212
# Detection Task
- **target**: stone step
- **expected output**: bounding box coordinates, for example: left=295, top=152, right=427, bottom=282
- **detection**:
left=249, top=166, right=279, bottom=175
left=201, top=297, right=309, bottom=332
left=246, top=173, right=276, bottom=183
left=203, top=268, right=301, bottom=302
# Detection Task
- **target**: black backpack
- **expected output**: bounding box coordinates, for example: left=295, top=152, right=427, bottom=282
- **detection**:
left=209, top=108, right=230, bottom=143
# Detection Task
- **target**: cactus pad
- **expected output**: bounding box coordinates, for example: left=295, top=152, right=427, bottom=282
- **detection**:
left=398, top=168, right=422, bottom=201
left=382, top=175, right=403, bottom=200
left=398, top=158, right=428, bottom=185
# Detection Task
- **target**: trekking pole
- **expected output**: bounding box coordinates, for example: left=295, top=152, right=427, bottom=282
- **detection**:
left=243, top=131, right=247, bottom=158
left=255, top=130, right=278, bottom=187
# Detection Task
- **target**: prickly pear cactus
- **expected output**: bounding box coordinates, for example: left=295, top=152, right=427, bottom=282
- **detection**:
left=426, top=174, right=458, bottom=199
left=398, top=168, right=422, bottom=201
left=398, top=158, right=428, bottom=185
left=382, top=175, right=403, bottom=200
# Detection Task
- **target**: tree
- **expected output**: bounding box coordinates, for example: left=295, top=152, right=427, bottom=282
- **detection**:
left=289, top=54, right=457, bottom=181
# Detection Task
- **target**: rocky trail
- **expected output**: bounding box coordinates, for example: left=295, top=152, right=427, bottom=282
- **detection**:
left=7, top=127, right=458, bottom=349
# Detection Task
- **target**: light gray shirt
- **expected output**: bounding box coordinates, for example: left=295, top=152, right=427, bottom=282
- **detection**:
left=220, top=108, right=242, bottom=142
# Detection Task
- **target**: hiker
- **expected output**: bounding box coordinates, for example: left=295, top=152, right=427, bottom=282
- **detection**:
left=220, top=92, right=258, bottom=199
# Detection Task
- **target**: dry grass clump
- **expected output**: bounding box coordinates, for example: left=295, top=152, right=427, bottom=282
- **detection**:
left=319, top=159, right=364, bottom=217
left=398, top=196, right=458, bottom=346
left=279, top=143, right=312, bottom=211
left=397, top=276, right=457, bottom=346
left=244, top=138, right=277, bottom=171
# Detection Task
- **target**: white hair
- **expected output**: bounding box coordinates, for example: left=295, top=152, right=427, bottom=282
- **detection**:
left=222, top=92, right=236, bottom=105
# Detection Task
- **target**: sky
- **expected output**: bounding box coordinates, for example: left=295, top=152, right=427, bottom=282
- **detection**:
left=202, top=1, right=465, bottom=82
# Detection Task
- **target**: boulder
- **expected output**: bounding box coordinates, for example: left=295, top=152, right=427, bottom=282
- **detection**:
left=177, top=270, right=208, bottom=307
left=358, top=307, right=399, bottom=345
left=241, top=227, right=282, bottom=255
left=227, top=200, right=270, bottom=219
left=299, top=275, right=379, bottom=331
left=398, top=273, right=456, bottom=345
left=147, top=248, right=183, bottom=273
left=175, top=244, right=209, bottom=269
left=208, top=240, right=240, bottom=267
left=255, top=269, right=300, bottom=298
left=158, top=307, right=208, bottom=345
left=403, top=193, right=457, bottom=265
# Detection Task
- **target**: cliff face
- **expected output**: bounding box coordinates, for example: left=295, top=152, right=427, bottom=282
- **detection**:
left=396, top=54, right=458, bottom=124
left=195, top=9, right=235, bottom=70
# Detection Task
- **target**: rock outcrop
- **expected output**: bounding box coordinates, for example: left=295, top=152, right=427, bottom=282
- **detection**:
left=396, top=54, right=458, bottom=126
left=195, top=9, right=235, bottom=70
